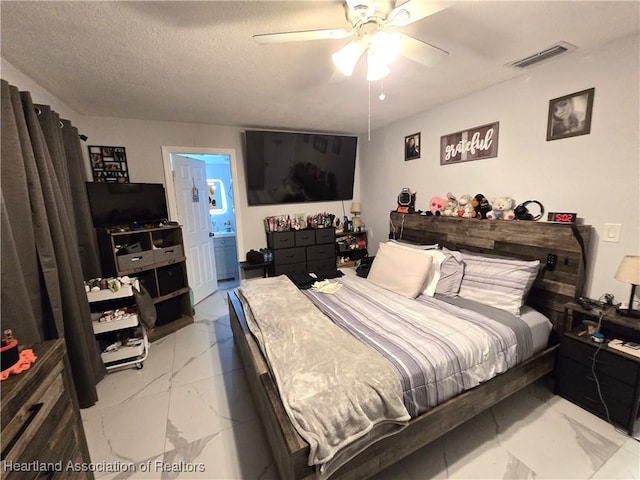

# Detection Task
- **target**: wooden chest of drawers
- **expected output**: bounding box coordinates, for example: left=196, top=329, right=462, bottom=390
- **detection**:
left=556, top=331, right=640, bottom=435
left=1, top=340, right=94, bottom=479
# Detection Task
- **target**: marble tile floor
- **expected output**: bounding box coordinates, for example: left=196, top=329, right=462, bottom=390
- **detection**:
left=82, top=282, right=639, bottom=480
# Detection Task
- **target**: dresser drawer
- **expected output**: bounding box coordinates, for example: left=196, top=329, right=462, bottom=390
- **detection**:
left=272, top=262, right=307, bottom=276
left=267, top=231, right=295, bottom=250
left=307, top=244, right=335, bottom=260
left=273, top=247, right=306, bottom=266
left=294, top=230, right=316, bottom=246
left=315, top=228, right=335, bottom=244
left=560, top=335, right=640, bottom=386
left=117, top=250, right=154, bottom=272
left=557, top=362, right=634, bottom=427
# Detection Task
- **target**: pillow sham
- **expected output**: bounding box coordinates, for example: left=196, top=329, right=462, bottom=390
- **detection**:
left=434, top=248, right=465, bottom=297
left=384, top=241, right=444, bottom=296
left=367, top=242, right=433, bottom=299
left=458, top=251, right=540, bottom=316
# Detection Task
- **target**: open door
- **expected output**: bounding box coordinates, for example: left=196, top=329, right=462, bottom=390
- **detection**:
left=172, top=155, right=218, bottom=304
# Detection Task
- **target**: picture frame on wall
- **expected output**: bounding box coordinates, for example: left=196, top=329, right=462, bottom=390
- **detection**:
left=405, top=132, right=420, bottom=161
left=88, top=145, right=130, bottom=182
left=546, top=88, right=595, bottom=141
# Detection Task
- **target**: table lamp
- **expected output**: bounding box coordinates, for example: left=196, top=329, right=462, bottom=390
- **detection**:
left=615, top=255, right=640, bottom=318
left=350, top=202, right=362, bottom=229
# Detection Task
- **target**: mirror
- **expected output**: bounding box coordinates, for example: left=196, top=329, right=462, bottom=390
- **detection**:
left=208, top=179, right=228, bottom=215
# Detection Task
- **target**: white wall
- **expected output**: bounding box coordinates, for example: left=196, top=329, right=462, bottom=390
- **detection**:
left=4, top=33, right=637, bottom=302
left=360, top=33, right=640, bottom=303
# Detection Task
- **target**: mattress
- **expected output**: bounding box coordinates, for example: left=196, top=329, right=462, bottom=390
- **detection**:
left=303, top=272, right=552, bottom=417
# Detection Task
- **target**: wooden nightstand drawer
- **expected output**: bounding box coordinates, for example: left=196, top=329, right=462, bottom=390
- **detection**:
left=560, top=334, right=640, bottom=386
left=558, top=357, right=635, bottom=412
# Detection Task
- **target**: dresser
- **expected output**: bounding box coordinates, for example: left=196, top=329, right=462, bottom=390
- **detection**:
left=267, top=228, right=336, bottom=276
left=1, top=339, right=94, bottom=479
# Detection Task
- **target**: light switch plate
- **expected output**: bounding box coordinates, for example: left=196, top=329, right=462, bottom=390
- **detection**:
left=603, top=223, right=621, bottom=242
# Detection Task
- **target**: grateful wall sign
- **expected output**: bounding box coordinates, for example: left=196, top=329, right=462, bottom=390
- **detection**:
left=440, top=122, right=499, bottom=165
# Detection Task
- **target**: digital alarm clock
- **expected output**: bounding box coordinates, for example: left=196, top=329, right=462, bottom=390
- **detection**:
left=547, top=212, right=577, bottom=223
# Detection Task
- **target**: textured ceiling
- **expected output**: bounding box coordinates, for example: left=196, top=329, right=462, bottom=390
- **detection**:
left=1, top=1, right=638, bottom=134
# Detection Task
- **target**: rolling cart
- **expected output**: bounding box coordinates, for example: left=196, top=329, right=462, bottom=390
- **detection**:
left=86, top=278, right=149, bottom=371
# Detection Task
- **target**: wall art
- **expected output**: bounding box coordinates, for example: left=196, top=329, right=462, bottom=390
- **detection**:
left=405, top=132, right=421, bottom=161
left=88, top=145, right=129, bottom=182
left=440, top=122, right=499, bottom=165
left=546, top=88, right=595, bottom=141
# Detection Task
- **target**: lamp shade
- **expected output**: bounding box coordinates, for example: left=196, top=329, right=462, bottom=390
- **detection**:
left=615, top=255, right=640, bottom=285
left=332, top=41, right=366, bottom=76
left=350, top=202, right=361, bottom=214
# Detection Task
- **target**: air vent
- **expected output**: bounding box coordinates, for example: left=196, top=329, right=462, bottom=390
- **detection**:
left=508, top=42, right=576, bottom=69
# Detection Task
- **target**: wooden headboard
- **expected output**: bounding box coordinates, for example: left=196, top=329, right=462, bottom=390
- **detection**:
left=388, top=212, right=592, bottom=332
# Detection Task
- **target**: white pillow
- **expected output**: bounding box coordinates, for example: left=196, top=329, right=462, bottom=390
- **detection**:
left=367, top=242, right=434, bottom=299
left=382, top=241, right=444, bottom=296
left=458, top=251, right=540, bottom=316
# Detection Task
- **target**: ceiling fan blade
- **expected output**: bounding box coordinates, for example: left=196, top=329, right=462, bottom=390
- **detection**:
left=253, top=28, right=352, bottom=45
left=399, top=34, right=449, bottom=67
left=388, top=0, right=448, bottom=26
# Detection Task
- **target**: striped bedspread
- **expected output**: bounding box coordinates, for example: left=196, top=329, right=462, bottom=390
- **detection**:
left=303, top=273, right=533, bottom=417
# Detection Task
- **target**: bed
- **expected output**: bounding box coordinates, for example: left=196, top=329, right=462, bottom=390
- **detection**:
left=228, top=214, right=592, bottom=479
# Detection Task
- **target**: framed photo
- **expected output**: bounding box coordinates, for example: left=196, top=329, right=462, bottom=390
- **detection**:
left=405, top=132, right=420, bottom=161
left=88, top=145, right=130, bottom=182
left=547, top=88, right=595, bottom=141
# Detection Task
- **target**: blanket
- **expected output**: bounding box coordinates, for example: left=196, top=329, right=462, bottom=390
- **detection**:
left=236, top=276, right=410, bottom=478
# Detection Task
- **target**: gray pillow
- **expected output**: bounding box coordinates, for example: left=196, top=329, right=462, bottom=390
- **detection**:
left=434, top=248, right=464, bottom=297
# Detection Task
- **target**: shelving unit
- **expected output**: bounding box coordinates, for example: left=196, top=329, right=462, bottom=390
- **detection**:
left=335, top=230, right=368, bottom=268
left=95, top=225, right=193, bottom=342
left=86, top=280, right=148, bottom=371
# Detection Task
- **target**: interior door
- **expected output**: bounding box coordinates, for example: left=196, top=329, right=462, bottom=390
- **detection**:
left=172, top=155, right=218, bottom=304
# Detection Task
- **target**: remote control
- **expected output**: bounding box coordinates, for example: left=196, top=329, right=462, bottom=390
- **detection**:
left=576, top=297, right=593, bottom=310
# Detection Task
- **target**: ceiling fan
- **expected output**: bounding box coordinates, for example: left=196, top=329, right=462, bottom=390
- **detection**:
left=253, top=0, right=449, bottom=81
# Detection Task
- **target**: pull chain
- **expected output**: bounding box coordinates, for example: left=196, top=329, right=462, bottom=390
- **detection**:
left=368, top=81, right=371, bottom=141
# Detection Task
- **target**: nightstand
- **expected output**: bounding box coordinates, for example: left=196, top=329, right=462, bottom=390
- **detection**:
left=556, top=302, right=640, bottom=436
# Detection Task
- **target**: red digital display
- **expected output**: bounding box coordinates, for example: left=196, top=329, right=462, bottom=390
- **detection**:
left=547, top=212, right=577, bottom=223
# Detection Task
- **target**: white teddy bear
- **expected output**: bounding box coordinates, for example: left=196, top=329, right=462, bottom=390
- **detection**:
left=443, top=192, right=459, bottom=217
left=487, top=196, right=516, bottom=220
left=456, top=194, right=475, bottom=218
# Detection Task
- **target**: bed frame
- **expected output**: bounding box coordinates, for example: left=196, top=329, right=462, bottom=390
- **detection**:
left=227, top=215, right=592, bottom=479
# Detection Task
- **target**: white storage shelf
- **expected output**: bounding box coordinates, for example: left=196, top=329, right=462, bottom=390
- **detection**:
left=86, top=282, right=137, bottom=302
left=92, top=312, right=139, bottom=335
left=100, top=337, right=147, bottom=365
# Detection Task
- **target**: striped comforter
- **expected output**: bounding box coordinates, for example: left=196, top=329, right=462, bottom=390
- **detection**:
left=303, top=273, right=533, bottom=417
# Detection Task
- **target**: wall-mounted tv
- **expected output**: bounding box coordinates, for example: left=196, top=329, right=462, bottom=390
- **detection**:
left=244, top=130, right=357, bottom=206
left=86, top=182, right=168, bottom=227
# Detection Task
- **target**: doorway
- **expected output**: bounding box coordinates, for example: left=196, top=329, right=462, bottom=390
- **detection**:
left=161, top=147, right=241, bottom=304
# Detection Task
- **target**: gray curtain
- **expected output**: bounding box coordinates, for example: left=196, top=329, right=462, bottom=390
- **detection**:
left=1, top=80, right=104, bottom=407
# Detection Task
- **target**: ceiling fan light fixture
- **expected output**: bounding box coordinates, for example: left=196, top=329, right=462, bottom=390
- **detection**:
left=332, top=40, right=367, bottom=76
left=370, top=31, right=402, bottom=65
left=366, top=49, right=391, bottom=81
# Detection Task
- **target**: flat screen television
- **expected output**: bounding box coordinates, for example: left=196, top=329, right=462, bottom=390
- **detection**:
left=244, top=130, right=357, bottom=205
left=86, top=182, right=169, bottom=228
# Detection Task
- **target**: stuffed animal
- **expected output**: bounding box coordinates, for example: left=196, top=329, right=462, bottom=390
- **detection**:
left=443, top=192, right=458, bottom=217
left=471, top=193, right=492, bottom=219
left=487, top=196, right=516, bottom=220
left=426, top=196, right=446, bottom=216
left=456, top=194, right=474, bottom=218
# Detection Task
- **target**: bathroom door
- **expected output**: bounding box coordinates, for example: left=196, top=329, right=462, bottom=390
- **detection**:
left=172, top=155, right=218, bottom=304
